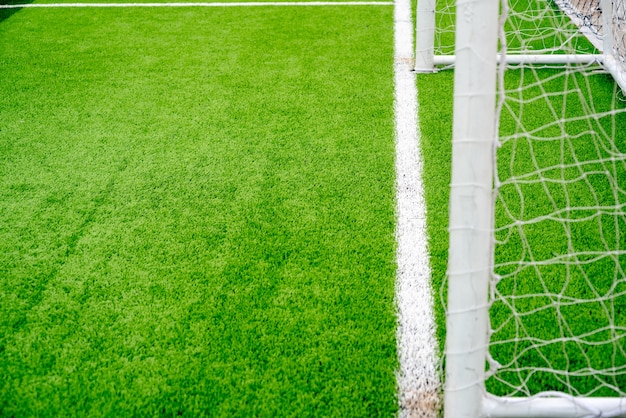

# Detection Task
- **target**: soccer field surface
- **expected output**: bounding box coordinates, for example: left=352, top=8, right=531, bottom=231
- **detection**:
left=0, top=4, right=406, bottom=415
left=4, top=0, right=626, bottom=414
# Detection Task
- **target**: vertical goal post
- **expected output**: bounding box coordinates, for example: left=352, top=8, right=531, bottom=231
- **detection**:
left=444, top=0, right=499, bottom=416
left=415, top=0, right=626, bottom=414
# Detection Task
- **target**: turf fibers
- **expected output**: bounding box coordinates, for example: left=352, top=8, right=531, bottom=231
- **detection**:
left=0, top=6, right=397, bottom=416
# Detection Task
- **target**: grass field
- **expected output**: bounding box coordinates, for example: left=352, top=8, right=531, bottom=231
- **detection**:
left=3, top=0, right=626, bottom=413
left=0, top=4, right=401, bottom=415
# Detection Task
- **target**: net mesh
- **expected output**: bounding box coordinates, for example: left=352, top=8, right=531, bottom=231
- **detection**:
left=433, top=0, right=626, bottom=60
left=557, top=0, right=626, bottom=67
left=487, top=0, right=626, bottom=398
left=432, top=0, right=626, bottom=400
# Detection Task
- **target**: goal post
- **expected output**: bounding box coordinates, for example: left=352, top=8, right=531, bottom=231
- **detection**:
left=426, top=0, right=626, bottom=414
left=483, top=395, right=626, bottom=417
left=415, top=0, right=436, bottom=71
left=444, top=0, right=499, bottom=416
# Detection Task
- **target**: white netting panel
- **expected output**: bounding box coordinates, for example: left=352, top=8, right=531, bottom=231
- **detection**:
left=433, top=0, right=625, bottom=66
left=432, top=0, right=607, bottom=58
left=612, top=0, right=626, bottom=70
left=487, top=0, right=626, bottom=398
left=556, top=0, right=626, bottom=67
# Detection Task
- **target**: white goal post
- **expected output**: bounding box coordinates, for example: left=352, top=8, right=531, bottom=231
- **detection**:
left=420, top=0, right=626, bottom=415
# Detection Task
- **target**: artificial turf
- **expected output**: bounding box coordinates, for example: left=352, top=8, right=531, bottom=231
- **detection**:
left=0, top=5, right=398, bottom=416
left=415, top=71, right=453, bottom=361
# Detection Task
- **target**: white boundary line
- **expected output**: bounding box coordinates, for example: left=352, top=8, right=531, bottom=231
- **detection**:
left=0, top=1, right=392, bottom=8
left=393, top=0, right=441, bottom=415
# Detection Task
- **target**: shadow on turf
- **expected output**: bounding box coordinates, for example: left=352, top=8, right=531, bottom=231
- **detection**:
left=1, top=0, right=35, bottom=24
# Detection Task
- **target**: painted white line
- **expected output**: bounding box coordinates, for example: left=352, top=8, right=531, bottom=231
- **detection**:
left=393, top=0, right=441, bottom=415
left=0, top=1, right=392, bottom=8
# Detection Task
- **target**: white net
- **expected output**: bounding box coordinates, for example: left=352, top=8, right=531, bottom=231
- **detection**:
left=487, top=0, right=626, bottom=399
left=432, top=0, right=625, bottom=64
left=502, top=0, right=594, bottom=54
left=556, top=0, right=626, bottom=67
left=428, top=0, right=626, bottom=402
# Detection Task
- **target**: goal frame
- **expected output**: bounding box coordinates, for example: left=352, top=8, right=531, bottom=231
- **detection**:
left=431, top=0, right=626, bottom=415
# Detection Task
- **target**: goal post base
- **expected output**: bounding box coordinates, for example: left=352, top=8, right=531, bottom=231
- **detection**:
left=423, top=54, right=626, bottom=93
left=483, top=395, right=626, bottom=418
left=431, top=54, right=603, bottom=66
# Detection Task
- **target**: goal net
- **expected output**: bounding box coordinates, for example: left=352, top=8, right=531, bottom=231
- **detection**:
left=417, top=0, right=626, bottom=415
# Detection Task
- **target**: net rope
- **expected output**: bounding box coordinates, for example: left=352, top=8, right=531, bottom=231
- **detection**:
left=486, top=0, right=626, bottom=398
left=433, top=0, right=626, bottom=401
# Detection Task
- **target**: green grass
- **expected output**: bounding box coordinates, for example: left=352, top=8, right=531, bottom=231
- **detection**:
left=0, top=6, right=398, bottom=416
left=416, top=71, right=454, bottom=359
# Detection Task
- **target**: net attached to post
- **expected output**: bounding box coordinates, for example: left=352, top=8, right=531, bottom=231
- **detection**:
left=486, top=0, right=626, bottom=410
